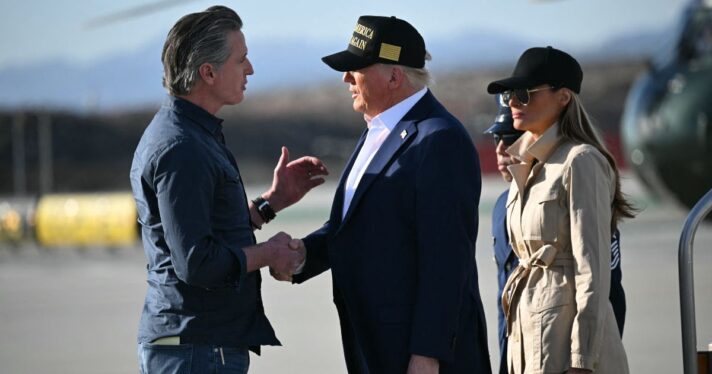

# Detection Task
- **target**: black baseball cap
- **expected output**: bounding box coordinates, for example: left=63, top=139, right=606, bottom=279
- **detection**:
left=487, top=46, right=583, bottom=94
left=322, top=15, right=426, bottom=72
left=484, top=95, right=522, bottom=134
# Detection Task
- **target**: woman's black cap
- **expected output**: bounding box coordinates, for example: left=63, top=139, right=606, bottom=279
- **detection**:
left=322, top=15, right=426, bottom=72
left=487, top=46, right=583, bottom=94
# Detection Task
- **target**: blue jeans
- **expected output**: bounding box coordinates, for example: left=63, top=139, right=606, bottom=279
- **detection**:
left=138, top=343, right=249, bottom=374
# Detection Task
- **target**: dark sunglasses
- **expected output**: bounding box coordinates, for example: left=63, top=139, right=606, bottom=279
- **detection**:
left=499, top=86, right=554, bottom=107
left=492, top=132, right=522, bottom=147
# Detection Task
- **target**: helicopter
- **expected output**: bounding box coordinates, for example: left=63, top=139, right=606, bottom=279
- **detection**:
left=621, top=0, right=712, bottom=211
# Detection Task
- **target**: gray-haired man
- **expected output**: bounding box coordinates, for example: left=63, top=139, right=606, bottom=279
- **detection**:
left=130, top=6, right=328, bottom=373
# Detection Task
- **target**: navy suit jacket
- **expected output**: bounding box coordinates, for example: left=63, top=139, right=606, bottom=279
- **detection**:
left=293, top=91, right=491, bottom=374
left=492, top=191, right=518, bottom=374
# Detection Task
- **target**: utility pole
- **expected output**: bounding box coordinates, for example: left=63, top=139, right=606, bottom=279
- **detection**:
left=11, top=113, right=26, bottom=196
left=38, top=114, right=53, bottom=194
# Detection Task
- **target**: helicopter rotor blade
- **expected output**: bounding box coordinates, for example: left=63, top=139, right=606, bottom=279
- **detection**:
left=83, top=0, right=203, bottom=30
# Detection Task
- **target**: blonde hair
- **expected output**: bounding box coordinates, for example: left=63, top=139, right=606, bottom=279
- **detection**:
left=558, top=92, right=636, bottom=229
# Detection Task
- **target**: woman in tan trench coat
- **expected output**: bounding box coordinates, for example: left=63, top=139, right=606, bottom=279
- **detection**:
left=486, top=46, right=635, bottom=374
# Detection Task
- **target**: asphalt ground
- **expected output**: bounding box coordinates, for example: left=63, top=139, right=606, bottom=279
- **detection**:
left=1, top=175, right=711, bottom=373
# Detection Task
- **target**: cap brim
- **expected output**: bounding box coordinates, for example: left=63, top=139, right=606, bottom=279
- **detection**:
left=486, top=76, right=539, bottom=94
left=483, top=123, right=522, bottom=135
left=483, top=123, right=506, bottom=134
left=321, top=50, right=373, bottom=72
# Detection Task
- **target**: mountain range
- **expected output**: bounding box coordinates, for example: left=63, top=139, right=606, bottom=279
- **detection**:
left=0, top=28, right=664, bottom=112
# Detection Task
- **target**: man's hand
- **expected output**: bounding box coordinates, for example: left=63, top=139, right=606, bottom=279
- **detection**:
left=406, top=354, right=439, bottom=374
left=263, top=147, right=328, bottom=212
left=270, top=238, right=305, bottom=282
left=265, top=232, right=305, bottom=278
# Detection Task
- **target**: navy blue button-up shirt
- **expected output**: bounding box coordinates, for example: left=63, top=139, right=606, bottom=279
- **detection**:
left=130, top=96, right=279, bottom=351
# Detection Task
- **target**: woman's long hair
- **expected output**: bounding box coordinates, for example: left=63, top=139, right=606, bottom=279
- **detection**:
left=558, top=92, right=637, bottom=230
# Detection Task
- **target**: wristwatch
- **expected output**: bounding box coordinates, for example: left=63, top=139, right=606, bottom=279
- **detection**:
left=252, top=196, right=276, bottom=224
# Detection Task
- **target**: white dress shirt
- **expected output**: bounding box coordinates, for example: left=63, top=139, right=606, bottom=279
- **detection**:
left=342, top=87, right=428, bottom=218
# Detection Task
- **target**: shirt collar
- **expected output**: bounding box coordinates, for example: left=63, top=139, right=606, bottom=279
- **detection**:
left=506, top=122, right=562, bottom=164
left=163, top=95, right=224, bottom=138
left=366, top=87, right=428, bottom=131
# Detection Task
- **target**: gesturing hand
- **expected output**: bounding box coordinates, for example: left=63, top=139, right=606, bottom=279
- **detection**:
left=264, top=147, right=328, bottom=212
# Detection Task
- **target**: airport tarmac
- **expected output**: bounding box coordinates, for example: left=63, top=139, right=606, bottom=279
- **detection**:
left=0, top=176, right=711, bottom=373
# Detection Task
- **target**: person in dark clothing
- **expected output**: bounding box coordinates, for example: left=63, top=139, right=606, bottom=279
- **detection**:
left=278, top=15, right=491, bottom=374
left=130, top=6, right=329, bottom=373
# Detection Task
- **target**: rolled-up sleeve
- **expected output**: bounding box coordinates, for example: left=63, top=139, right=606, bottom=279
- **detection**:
left=152, top=140, right=246, bottom=288
left=566, top=150, right=614, bottom=370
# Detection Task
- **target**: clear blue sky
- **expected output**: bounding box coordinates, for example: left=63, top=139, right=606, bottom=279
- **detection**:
left=0, top=0, right=691, bottom=69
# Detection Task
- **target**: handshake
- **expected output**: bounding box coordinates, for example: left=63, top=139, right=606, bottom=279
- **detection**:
left=264, top=232, right=305, bottom=282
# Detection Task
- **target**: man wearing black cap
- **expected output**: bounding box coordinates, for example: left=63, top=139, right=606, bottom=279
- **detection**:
left=484, top=97, right=523, bottom=374
left=284, top=15, right=491, bottom=374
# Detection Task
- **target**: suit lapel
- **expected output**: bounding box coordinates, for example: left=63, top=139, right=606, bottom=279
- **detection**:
left=339, top=91, right=435, bottom=227
left=330, top=128, right=369, bottom=227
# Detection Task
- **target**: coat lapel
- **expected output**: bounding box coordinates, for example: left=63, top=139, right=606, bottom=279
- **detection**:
left=508, top=163, right=531, bottom=201
left=339, top=91, right=435, bottom=227
left=330, top=129, right=369, bottom=227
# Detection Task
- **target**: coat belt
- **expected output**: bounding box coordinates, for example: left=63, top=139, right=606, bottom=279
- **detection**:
left=501, top=244, right=573, bottom=335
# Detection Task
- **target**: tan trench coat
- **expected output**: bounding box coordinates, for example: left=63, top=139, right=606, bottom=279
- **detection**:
left=502, top=124, right=628, bottom=374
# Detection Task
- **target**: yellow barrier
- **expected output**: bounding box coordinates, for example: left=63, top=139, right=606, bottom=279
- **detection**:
left=35, top=193, right=137, bottom=247
left=0, top=203, right=24, bottom=242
